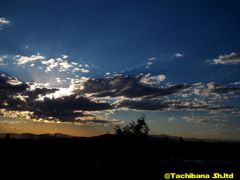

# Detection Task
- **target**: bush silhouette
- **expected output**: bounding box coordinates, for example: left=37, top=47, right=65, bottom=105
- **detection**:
left=5, top=133, right=10, bottom=140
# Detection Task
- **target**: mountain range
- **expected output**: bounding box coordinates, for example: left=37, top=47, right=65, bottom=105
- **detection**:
left=0, top=133, right=239, bottom=142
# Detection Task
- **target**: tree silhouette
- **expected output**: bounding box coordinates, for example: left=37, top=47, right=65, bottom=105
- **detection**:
left=179, top=136, right=184, bottom=143
left=114, top=114, right=150, bottom=136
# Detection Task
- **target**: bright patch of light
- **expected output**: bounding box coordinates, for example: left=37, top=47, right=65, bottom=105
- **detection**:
left=37, top=87, right=73, bottom=101
left=29, top=83, right=50, bottom=91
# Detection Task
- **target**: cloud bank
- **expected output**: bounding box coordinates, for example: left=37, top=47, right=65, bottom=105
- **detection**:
left=73, top=74, right=192, bottom=99
left=0, top=74, right=239, bottom=125
left=0, top=74, right=121, bottom=125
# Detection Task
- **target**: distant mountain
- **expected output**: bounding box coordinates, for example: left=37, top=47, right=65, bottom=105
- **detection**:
left=0, top=133, right=77, bottom=139
left=0, top=133, right=239, bottom=142
left=148, top=134, right=239, bottom=143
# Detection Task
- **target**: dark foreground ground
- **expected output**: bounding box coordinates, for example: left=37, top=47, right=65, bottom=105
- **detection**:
left=1, top=136, right=240, bottom=179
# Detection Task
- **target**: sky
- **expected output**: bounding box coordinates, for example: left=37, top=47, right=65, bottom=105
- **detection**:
left=1, top=0, right=240, bottom=140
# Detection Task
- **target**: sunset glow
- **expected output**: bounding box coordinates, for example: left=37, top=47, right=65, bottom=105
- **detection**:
left=1, top=0, right=240, bottom=140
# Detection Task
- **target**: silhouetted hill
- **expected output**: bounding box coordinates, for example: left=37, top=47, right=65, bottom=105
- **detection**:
left=148, top=134, right=240, bottom=143
left=1, top=133, right=239, bottom=142
left=0, top=133, right=76, bottom=139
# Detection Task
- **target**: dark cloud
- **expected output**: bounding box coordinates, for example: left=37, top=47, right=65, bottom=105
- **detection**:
left=114, top=98, right=235, bottom=112
left=0, top=74, right=238, bottom=125
left=30, top=94, right=113, bottom=123
left=74, top=74, right=192, bottom=98
left=194, top=82, right=240, bottom=96
left=0, top=74, right=117, bottom=125
left=76, top=76, right=240, bottom=100
left=0, top=75, right=29, bottom=111
left=25, top=87, right=58, bottom=100
left=0, top=74, right=58, bottom=111
left=0, top=74, right=28, bottom=93
left=209, top=87, right=239, bottom=95
left=114, top=99, right=169, bottom=111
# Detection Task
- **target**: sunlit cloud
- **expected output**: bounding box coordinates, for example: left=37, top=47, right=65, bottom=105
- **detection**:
left=41, top=58, right=58, bottom=72
left=0, top=109, right=34, bottom=120
left=193, top=82, right=240, bottom=96
left=11, top=53, right=90, bottom=77
left=58, top=59, right=73, bottom=71
left=37, top=87, right=73, bottom=101
left=140, top=74, right=166, bottom=85
left=175, top=53, right=184, bottom=58
left=0, top=56, right=7, bottom=65
left=61, top=55, right=68, bottom=59
left=15, top=53, right=45, bottom=65
left=0, top=17, right=10, bottom=25
left=148, top=57, right=156, bottom=61
left=230, top=81, right=240, bottom=85
left=0, top=17, right=10, bottom=30
left=81, top=69, right=90, bottom=73
left=145, top=61, right=152, bottom=69
left=208, top=52, right=240, bottom=65
left=72, top=67, right=81, bottom=72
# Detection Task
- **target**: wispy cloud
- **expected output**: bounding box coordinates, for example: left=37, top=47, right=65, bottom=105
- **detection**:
left=182, top=116, right=227, bottom=124
left=216, top=124, right=226, bottom=127
left=15, top=53, right=45, bottom=65
left=168, top=117, right=176, bottom=121
left=0, top=57, right=6, bottom=65
left=80, top=69, right=90, bottom=73
left=145, top=61, right=152, bottom=68
left=0, top=17, right=10, bottom=30
left=61, top=55, right=68, bottom=59
left=145, top=57, right=157, bottom=68
left=175, top=53, right=184, bottom=58
left=210, top=128, right=228, bottom=134
left=208, top=52, right=240, bottom=65
left=148, top=57, right=156, bottom=61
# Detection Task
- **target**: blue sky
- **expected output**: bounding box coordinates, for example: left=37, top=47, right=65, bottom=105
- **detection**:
left=1, top=0, right=240, bottom=139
